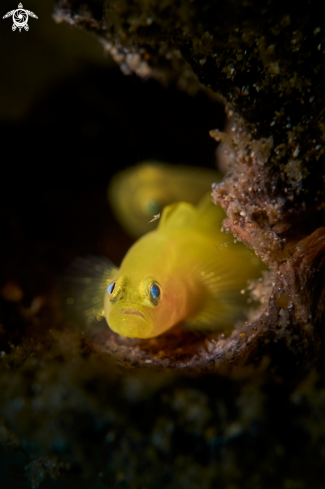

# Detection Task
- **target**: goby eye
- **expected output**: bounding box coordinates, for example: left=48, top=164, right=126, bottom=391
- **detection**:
left=150, top=283, right=161, bottom=306
left=107, top=282, right=116, bottom=295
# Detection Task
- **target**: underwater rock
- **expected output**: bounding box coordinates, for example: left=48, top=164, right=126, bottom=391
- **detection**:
left=52, top=0, right=325, bottom=369
left=2, top=332, right=325, bottom=487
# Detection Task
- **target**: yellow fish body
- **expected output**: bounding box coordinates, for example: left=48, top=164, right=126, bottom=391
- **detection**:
left=102, top=194, right=263, bottom=339
left=108, top=161, right=222, bottom=237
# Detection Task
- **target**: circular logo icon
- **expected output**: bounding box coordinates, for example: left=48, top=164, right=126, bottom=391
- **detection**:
left=2, top=3, right=38, bottom=32
left=13, top=8, right=29, bottom=31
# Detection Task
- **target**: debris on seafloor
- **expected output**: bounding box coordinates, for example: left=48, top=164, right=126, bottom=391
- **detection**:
left=148, top=213, right=160, bottom=223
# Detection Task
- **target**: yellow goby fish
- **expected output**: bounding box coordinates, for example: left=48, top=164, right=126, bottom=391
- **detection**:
left=108, top=161, right=222, bottom=237
left=76, top=193, right=263, bottom=339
